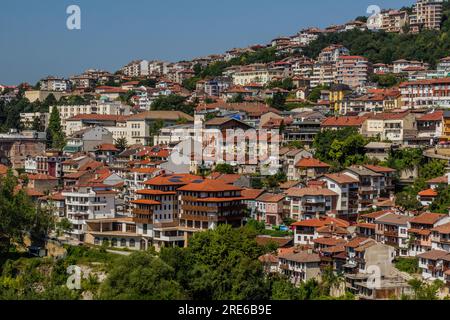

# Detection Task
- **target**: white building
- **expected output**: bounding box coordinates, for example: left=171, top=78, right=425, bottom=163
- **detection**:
left=62, top=184, right=117, bottom=241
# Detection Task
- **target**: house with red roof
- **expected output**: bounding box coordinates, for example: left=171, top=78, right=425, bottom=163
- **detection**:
left=291, top=217, right=350, bottom=245
left=286, top=186, right=338, bottom=221
left=255, top=193, right=287, bottom=226
left=319, top=173, right=360, bottom=219
left=407, top=213, right=450, bottom=257
left=27, top=173, right=58, bottom=194
left=417, top=111, right=443, bottom=144
left=418, top=188, right=439, bottom=207
left=294, top=157, right=331, bottom=182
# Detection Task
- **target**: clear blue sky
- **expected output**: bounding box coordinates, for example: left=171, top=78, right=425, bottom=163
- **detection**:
left=0, top=0, right=414, bottom=85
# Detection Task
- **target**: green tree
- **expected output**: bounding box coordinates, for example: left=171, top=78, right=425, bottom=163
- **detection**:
left=47, top=107, right=65, bottom=150
left=214, top=163, right=235, bottom=174
left=0, top=170, right=36, bottom=255
left=99, top=251, right=187, bottom=300
left=115, top=137, right=128, bottom=152
left=151, top=94, right=195, bottom=115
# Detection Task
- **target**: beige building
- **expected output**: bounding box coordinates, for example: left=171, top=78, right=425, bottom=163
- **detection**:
left=410, top=0, right=443, bottom=33
left=232, top=64, right=286, bottom=86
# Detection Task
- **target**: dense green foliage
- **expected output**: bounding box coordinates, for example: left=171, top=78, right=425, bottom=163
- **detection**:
left=402, top=279, right=445, bottom=300
left=46, top=107, right=66, bottom=150
left=150, top=94, right=196, bottom=116
left=395, top=258, right=419, bottom=275
left=313, top=128, right=369, bottom=170
left=0, top=171, right=36, bottom=255
left=213, top=163, right=235, bottom=174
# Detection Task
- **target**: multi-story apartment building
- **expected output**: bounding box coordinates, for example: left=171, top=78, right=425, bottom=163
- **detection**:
left=255, top=193, right=286, bottom=226
left=121, top=60, right=150, bottom=77
left=417, top=249, right=450, bottom=282
left=375, top=214, right=412, bottom=257
left=294, top=157, right=331, bottom=182
left=62, top=184, right=117, bottom=241
left=310, top=62, right=335, bottom=88
left=286, top=187, right=338, bottom=221
left=342, top=166, right=384, bottom=212
left=363, top=165, right=396, bottom=197
left=399, top=78, right=450, bottom=109
left=319, top=173, right=359, bottom=219
left=317, top=45, right=349, bottom=63
left=20, top=112, right=50, bottom=130
left=177, top=179, right=246, bottom=237
left=335, top=56, right=371, bottom=89
left=408, top=213, right=450, bottom=257
left=437, top=56, right=450, bottom=77
left=410, top=0, right=443, bottom=33
left=417, top=111, right=443, bottom=144
left=292, top=217, right=350, bottom=245
left=278, top=250, right=321, bottom=285
left=232, top=64, right=286, bottom=86
left=130, top=174, right=201, bottom=250
left=362, top=111, right=414, bottom=143
left=51, top=100, right=131, bottom=133
left=24, top=150, right=68, bottom=178
left=381, top=10, right=409, bottom=33
left=431, top=222, right=450, bottom=252
left=40, top=76, right=71, bottom=92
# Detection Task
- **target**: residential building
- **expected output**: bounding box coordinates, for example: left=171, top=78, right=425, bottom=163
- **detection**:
left=319, top=174, right=360, bottom=219
left=286, top=187, right=338, bottom=221
left=178, top=179, right=246, bottom=237
left=375, top=214, right=412, bottom=256
left=62, top=184, right=117, bottom=241
left=381, top=10, right=409, bottom=33
left=278, top=249, right=321, bottom=285
left=408, top=212, right=450, bottom=256
left=410, top=0, right=443, bottom=33
left=255, top=193, right=287, bottom=226
left=336, top=56, right=371, bottom=89
left=399, top=78, right=450, bottom=109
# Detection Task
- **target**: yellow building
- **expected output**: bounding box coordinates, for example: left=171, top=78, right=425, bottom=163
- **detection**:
left=442, top=111, right=450, bottom=141
left=329, top=84, right=351, bottom=115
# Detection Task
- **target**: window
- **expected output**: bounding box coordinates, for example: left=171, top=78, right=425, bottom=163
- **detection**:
left=111, top=238, right=118, bottom=247
left=120, top=239, right=126, bottom=247
left=129, top=239, right=136, bottom=248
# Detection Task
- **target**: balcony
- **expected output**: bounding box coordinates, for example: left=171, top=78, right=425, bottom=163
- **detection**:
left=384, top=230, right=398, bottom=237
left=180, top=214, right=209, bottom=222
left=182, top=205, right=218, bottom=213
left=133, top=217, right=153, bottom=224
left=133, top=208, right=153, bottom=216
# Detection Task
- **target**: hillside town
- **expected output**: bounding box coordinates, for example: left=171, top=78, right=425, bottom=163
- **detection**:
left=4, top=0, right=450, bottom=301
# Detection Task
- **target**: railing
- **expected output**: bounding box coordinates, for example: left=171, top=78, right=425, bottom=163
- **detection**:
left=133, top=208, right=153, bottom=216
left=182, top=205, right=218, bottom=213
left=179, top=214, right=209, bottom=222
left=384, top=230, right=398, bottom=237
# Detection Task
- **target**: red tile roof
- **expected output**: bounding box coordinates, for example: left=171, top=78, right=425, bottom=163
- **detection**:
left=410, top=213, right=446, bottom=225
left=96, top=143, right=119, bottom=152
left=241, top=189, right=266, bottom=200
left=292, top=217, right=350, bottom=228
left=322, top=173, right=359, bottom=184
left=295, top=157, right=330, bottom=168
left=364, top=165, right=396, bottom=173
left=144, top=174, right=201, bottom=186
left=178, top=179, right=243, bottom=192
left=418, top=111, right=444, bottom=122
left=28, top=173, right=58, bottom=181
left=321, top=116, right=368, bottom=128
left=418, top=188, right=438, bottom=197
left=286, top=187, right=337, bottom=197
